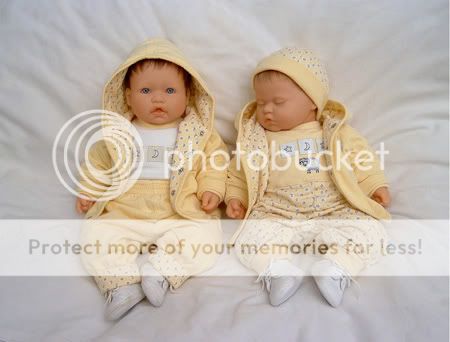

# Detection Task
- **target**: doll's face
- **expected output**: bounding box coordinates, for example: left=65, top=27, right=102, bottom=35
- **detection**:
left=126, top=64, right=188, bottom=125
left=254, top=72, right=317, bottom=132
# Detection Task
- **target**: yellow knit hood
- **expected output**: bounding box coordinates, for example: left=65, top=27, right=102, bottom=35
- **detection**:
left=253, top=47, right=332, bottom=120
left=102, top=38, right=214, bottom=129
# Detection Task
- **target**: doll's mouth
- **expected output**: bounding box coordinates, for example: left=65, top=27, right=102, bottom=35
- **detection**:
left=263, top=120, right=278, bottom=129
left=152, top=108, right=167, bottom=115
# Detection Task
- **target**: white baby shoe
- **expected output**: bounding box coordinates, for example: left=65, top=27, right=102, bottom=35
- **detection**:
left=258, top=259, right=304, bottom=306
left=140, top=262, right=169, bottom=307
left=104, top=283, right=145, bottom=321
left=312, top=259, right=352, bottom=307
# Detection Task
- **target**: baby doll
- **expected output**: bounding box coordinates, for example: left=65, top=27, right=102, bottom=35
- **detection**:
left=76, top=38, right=228, bottom=320
left=225, top=48, right=391, bottom=307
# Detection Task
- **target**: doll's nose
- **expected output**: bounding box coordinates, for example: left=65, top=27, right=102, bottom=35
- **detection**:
left=263, top=106, right=272, bottom=116
left=152, top=92, right=165, bottom=103
left=263, top=103, right=273, bottom=113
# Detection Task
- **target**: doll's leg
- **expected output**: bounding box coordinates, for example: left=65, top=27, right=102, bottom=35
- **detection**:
left=311, top=207, right=387, bottom=276
left=145, top=218, right=223, bottom=289
left=234, top=212, right=295, bottom=275
left=234, top=212, right=307, bottom=306
left=298, top=209, right=386, bottom=307
left=80, top=213, right=151, bottom=295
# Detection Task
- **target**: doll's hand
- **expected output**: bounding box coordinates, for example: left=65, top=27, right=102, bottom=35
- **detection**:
left=76, top=197, right=95, bottom=214
left=226, top=199, right=247, bottom=219
left=371, top=187, right=391, bottom=207
left=201, top=191, right=221, bottom=213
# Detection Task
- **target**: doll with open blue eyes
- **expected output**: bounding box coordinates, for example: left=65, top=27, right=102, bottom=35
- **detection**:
left=76, top=39, right=228, bottom=320
left=226, top=47, right=391, bottom=307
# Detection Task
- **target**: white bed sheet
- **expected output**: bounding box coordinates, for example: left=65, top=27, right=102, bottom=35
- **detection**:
left=0, top=0, right=448, bottom=340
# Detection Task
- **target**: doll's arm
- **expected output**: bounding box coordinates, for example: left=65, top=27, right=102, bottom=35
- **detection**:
left=225, top=155, right=248, bottom=209
left=76, top=197, right=95, bottom=214
left=370, top=186, right=391, bottom=207
left=78, top=140, right=113, bottom=200
left=342, top=125, right=389, bottom=197
left=196, top=129, right=229, bottom=202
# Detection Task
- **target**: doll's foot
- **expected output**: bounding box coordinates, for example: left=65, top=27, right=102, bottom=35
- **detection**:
left=258, top=259, right=304, bottom=306
left=311, top=259, right=352, bottom=307
left=140, top=262, right=169, bottom=307
left=104, top=283, right=145, bottom=321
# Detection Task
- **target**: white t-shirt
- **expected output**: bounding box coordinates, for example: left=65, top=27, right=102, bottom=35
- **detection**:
left=132, top=118, right=180, bottom=180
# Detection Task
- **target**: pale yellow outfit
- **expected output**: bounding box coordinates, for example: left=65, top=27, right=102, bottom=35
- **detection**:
left=79, top=39, right=228, bottom=294
left=234, top=121, right=386, bottom=276
left=226, top=48, right=390, bottom=277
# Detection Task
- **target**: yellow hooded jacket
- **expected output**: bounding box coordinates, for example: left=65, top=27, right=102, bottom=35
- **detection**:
left=79, top=38, right=228, bottom=220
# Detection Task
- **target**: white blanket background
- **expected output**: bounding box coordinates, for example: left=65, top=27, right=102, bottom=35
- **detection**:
left=0, top=1, right=448, bottom=341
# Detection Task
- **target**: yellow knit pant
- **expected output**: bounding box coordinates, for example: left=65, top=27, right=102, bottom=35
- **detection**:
left=80, top=180, right=222, bottom=294
left=235, top=182, right=387, bottom=276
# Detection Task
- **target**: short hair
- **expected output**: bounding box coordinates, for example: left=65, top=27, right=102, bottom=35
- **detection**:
left=123, top=58, right=191, bottom=91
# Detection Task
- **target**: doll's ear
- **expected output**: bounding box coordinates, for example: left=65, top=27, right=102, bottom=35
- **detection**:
left=186, top=86, right=191, bottom=101
left=125, top=88, right=131, bottom=107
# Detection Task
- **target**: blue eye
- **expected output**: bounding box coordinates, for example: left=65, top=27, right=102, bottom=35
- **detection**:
left=166, top=87, right=175, bottom=94
left=140, top=88, right=151, bottom=94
